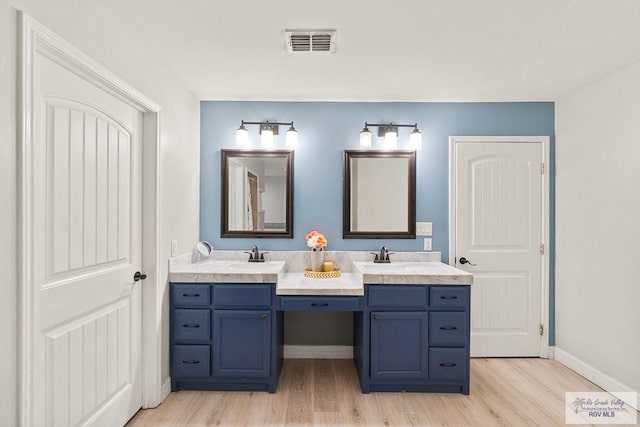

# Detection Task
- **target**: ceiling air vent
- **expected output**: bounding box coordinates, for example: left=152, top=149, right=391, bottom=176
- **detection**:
left=285, top=30, right=336, bottom=53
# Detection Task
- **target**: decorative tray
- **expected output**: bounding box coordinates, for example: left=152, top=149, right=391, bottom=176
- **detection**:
left=304, top=268, right=341, bottom=279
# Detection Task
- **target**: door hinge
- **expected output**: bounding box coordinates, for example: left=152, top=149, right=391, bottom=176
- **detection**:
left=539, top=324, right=544, bottom=336
left=541, top=163, right=545, bottom=174
left=540, top=244, right=545, bottom=255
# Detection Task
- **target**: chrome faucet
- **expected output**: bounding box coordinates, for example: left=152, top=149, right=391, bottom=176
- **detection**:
left=371, top=246, right=393, bottom=263
left=245, top=245, right=268, bottom=262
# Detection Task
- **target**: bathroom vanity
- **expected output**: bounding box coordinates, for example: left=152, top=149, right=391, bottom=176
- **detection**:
left=169, top=253, right=472, bottom=394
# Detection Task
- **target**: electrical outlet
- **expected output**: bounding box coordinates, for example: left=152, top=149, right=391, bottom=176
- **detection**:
left=423, top=238, right=432, bottom=251
left=416, top=222, right=433, bottom=236
left=171, top=240, right=178, bottom=257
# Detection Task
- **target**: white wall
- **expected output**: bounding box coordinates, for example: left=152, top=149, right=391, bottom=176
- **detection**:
left=555, top=61, right=640, bottom=396
left=0, top=3, right=18, bottom=425
left=1, top=1, right=200, bottom=424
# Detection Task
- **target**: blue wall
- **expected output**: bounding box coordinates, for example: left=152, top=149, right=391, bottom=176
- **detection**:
left=200, top=101, right=554, bottom=254
left=200, top=101, right=556, bottom=343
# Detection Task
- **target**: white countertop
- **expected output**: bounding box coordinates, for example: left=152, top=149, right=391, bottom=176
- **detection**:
left=168, top=258, right=285, bottom=283
left=352, top=261, right=473, bottom=285
left=168, top=252, right=472, bottom=295
left=276, top=272, right=364, bottom=296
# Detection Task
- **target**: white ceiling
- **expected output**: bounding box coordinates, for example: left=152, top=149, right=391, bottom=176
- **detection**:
left=101, top=0, right=640, bottom=102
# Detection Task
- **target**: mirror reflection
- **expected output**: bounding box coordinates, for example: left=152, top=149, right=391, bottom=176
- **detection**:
left=343, top=150, right=416, bottom=238
left=221, top=150, right=293, bottom=238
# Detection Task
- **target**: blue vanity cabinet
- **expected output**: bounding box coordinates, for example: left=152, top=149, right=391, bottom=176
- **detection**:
left=212, top=284, right=272, bottom=379
left=170, top=283, right=283, bottom=392
left=358, top=285, right=470, bottom=394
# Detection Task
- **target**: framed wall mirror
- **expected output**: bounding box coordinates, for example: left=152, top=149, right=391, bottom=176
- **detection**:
left=221, top=149, right=294, bottom=238
left=343, top=150, right=416, bottom=239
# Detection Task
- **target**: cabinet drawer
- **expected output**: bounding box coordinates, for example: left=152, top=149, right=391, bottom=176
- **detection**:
left=173, top=345, right=210, bottom=377
left=173, top=309, right=211, bottom=342
left=280, top=296, right=360, bottom=311
left=172, top=284, right=210, bottom=306
left=368, top=286, right=428, bottom=309
left=213, top=284, right=271, bottom=307
left=430, top=287, right=467, bottom=308
left=428, top=348, right=467, bottom=381
left=429, top=312, right=467, bottom=346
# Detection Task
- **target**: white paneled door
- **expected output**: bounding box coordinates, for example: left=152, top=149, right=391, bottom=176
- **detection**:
left=451, top=137, right=548, bottom=357
left=26, top=27, right=143, bottom=426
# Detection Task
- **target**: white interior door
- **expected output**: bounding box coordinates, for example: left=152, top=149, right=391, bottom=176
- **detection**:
left=27, top=30, right=143, bottom=426
left=451, top=137, right=547, bottom=357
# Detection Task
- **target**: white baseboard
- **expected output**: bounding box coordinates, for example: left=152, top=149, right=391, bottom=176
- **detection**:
left=284, top=345, right=353, bottom=359
left=554, top=347, right=638, bottom=410
left=547, top=346, right=555, bottom=359
left=160, top=377, right=171, bottom=402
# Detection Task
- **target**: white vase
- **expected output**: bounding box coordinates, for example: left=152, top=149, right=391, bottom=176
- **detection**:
left=309, top=247, right=325, bottom=272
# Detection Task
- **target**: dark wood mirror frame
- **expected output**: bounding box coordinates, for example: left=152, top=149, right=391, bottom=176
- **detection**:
left=221, top=149, right=294, bottom=238
left=343, top=150, right=416, bottom=239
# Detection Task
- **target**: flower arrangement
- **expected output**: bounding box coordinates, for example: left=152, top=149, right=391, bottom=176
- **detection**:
left=306, top=230, right=327, bottom=272
left=306, top=230, right=327, bottom=250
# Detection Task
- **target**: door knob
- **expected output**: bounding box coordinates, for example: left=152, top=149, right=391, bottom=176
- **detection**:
left=133, top=271, right=147, bottom=281
left=459, top=257, right=477, bottom=266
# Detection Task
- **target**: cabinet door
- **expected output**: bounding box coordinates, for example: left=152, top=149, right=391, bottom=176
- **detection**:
left=213, top=310, right=271, bottom=378
left=370, top=311, right=428, bottom=380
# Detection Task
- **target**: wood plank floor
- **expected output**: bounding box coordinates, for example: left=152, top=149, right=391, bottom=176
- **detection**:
left=127, top=358, right=636, bottom=426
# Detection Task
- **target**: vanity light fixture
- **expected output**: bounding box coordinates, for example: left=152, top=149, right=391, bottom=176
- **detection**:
left=286, top=123, right=298, bottom=149
left=409, top=126, right=423, bottom=150
left=235, top=120, right=298, bottom=148
left=359, top=124, right=372, bottom=148
left=236, top=122, right=249, bottom=147
left=359, top=122, right=422, bottom=150
left=383, top=127, right=398, bottom=150
left=260, top=125, right=274, bottom=148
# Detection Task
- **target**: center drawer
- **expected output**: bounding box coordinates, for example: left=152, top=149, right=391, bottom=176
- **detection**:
left=280, top=296, right=360, bottom=311
left=429, top=312, right=467, bottom=346
left=173, top=309, right=211, bottom=342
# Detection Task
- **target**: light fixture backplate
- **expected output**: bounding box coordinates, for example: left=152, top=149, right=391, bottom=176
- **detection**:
left=260, top=123, right=279, bottom=135
left=377, top=125, right=398, bottom=137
